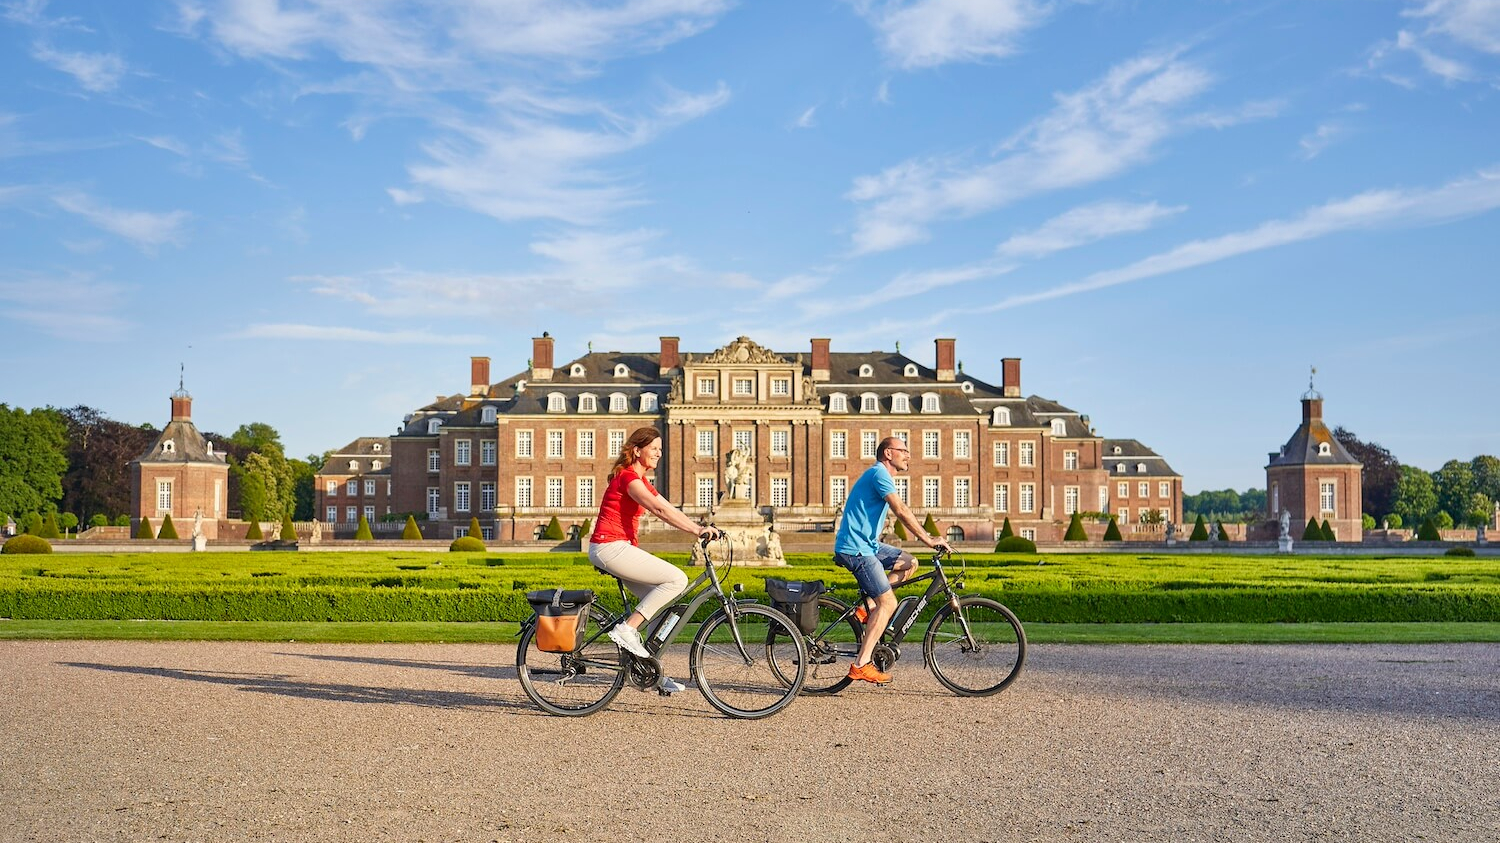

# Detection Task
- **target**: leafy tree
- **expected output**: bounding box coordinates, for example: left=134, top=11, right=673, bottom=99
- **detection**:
left=158, top=513, right=179, bottom=540
left=1433, top=460, right=1475, bottom=527
left=236, top=450, right=294, bottom=523
left=1320, top=519, right=1335, bottom=541
left=23, top=512, right=43, bottom=534
left=1140, top=508, right=1165, bottom=525
left=59, top=512, right=78, bottom=533
left=354, top=514, right=373, bottom=541
left=544, top=516, right=565, bottom=541
left=1391, top=466, right=1438, bottom=527
left=1470, top=455, right=1500, bottom=503
left=1102, top=517, right=1122, bottom=541
left=57, top=406, right=157, bottom=522
left=112, top=514, right=130, bottom=527
left=997, top=518, right=1014, bottom=540
left=288, top=456, right=320, bottom=522
left=279, top=514, right=297, bottom=542
left=1302, top=517, right=1323, bottom=541
left=1063, top=512, right=1088, bottom=541
left=0, top=405, right=68, bottom=518
left=1361, top=513, right=1376, bottom=531
left=226, top=422, right=284, bottom=456
left=402, top=515, right=422, bottom=540
left=893, top=519, right=908, bottom=540
left=1464, top=492, right=1493, bottom=528
left=1383, top=513, right=1402, bottom=529
left=1417, top=518, right=1441, bottom=541
left=922, top=513, right=939, bottom=536
left=136, top=517, right=154, bottom=539
left=1189, top=514, right=1208, bottom=541
left=1331, top=427, right=1401, bottom=519
left=88, top=513, right=109, bottom=528
left=245, top=519, right=264, bottom=541
left=1433, top=511, right=1454, bottom=530
left=1181, top=488, right=1267, bottom=523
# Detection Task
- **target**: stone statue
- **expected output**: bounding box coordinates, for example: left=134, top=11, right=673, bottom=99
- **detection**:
left=192, top=509, right=204, bottom=539
left=724, top=447, right=753, bottom=501
left=1278, top=509, right=1291, bottom=540
left=668, top=376, right=683, bottom=403
left=310, top=518, right=322, bottom=543
left=1164, top=521, right=1176, bottom=542
left=1208, top=522, right=1220, bottom=541
left=764, top=523, right=783, bottom=561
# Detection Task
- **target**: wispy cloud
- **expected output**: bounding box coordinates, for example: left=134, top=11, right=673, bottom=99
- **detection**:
left=3, top=0, right=92, bottom=31
left=238, top=324, right=486, bottom=345
left=1366, top=0, right=1500, bottom=86
left=52, top=191, right=190, bottom=250
left=30, top=42, right=126, bottom=92
left=850, top=0, right=1054, bottom=70
left=1298, top=122, right=1346, bottom=160
left=846, top=50, right=1254, bottom=254
left=996, top=200, right=1185, bottom=258
left=0, top=271, right=129, bottom=341
left=794, top=105, right=818, bottom=129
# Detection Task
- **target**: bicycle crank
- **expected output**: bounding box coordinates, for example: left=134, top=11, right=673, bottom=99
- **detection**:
left=872, top=643, right=900, bottom=672
left=626, top=656, right=662, bottom=691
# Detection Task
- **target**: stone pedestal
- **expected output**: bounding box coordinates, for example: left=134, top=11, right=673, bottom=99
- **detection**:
left=691, top=501, right=786, bottom=567
left=191, top=534, right=208, bottom=552
left=1278, top=536, right=1294, bottom=554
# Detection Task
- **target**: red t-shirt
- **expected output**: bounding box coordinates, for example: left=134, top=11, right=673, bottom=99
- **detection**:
left=590, top=469, right=658, bottom=546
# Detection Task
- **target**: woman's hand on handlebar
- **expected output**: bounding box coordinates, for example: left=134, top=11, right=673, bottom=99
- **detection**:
left=697, top=525, right=723, bottom=543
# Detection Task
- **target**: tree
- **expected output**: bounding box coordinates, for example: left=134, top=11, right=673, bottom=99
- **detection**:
left=544, top=516, right=564, bottom=541
left=922, top=513, right=939, bottom=536
left=354, top=514, right=374, bottom=541
left=226, top=422, right=284, bottom=455
left=1302, top=517, right=1323, bottom=541
left=1063, top=512, right=1088, bottom=541
left=1470, top=455, right=1500, bottom=503
left=1433, top=460, right=1475, bottom=527
left=23, top=512, right=42, bottom=534
left=1321, top=519, right=1335, bottom=541
left=1433, top=511, right=1454, bottom=530
left=1384, top=513, right=1402, bottom=530
left=1463, top=492, right=1494, bottom=528
left=112, top=514, right=130, bottom=527
left=0, top=405, right=68, bottom=519
left=158, top=513, right=179, bottom=540
left=288, top=456, right=320, bottom=521
left=1189, top=514, right=1208, bottom=541
left=1102, top=517, right=1122, bottom=542
left=1332, top=427, right=1401, bottom=519
left=1417, top=518, right=1441, bottom=541
left=1391, top=466, right=1438, bottom=527
left=279, top=514, right=297, bottom=542
left=136, top=517, right=154, bottom=539
left=997, top=518, right=1014, bottom=540
left=1361, top=513, right=1377, bottom=531
left=236, top=450, right=294, bottom=523
left=88, top=513, right=109, bottom=528
left=402, top=515, right=422, bottom=540
left=57, top=406, right=157, bottom=522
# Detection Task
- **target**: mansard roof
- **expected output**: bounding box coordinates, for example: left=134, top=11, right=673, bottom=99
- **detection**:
left=1268, top=422, right=1361, bottom=468
left=1104, top=439, right=1181, bottom=477
left=134, top=420, right=226, bottom=465
left=316, top=437, right=392, bottom=476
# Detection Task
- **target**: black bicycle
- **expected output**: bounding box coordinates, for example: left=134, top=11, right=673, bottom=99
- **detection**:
left=516, top=535, right=808, bottom=719
left=770, top=549, right=1026, bottom=696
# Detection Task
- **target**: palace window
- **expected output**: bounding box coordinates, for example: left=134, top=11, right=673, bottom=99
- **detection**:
left=829, top=393, right=848, bottom=413
left=427, top=419, right=442, bottom=434
left=546, top=477, right=563, bottom=508
left=481, top=440, right=496, bottom=466
left=770, top=430, right=790, bottom=457
left=639, top=393, right=657, bottom=412
left=994, top=483, right=1009, bottom=513
left=770, top=477, right=789, bottom=507
left=1019, top=483, right=1035, bottom=513
left=426, top=487, right=440, bottom=515
left=516, top=477, right=533, bottom=508
left=371, top=459, right=382, bottom=470
left=1138, top=482, right=1148, bottom=498
left=609, top=393, right=627, bottom=413
left=454, top=482, right=470, bottom=513
left=608, top=430, right=625, bottom=457
left=733, top=377, right=754, bottom=396
left=1019, top=442, right=1035, bottom=467
left=326, top=506, right=337, bottom=523
left=859, top=364, right=873, bottom=377
left=770, top=377, right=790, bottom=396
left=697, top=377, right=717, bottom=396
left=455, top=439, right=471, bottom=466
left=577, top=477, right=595, bottom=509
left=861, top=393, right=879, bottom=413
left=547, top=394, right=565, bottom=413
left=156, top=479, right=172, bottom=512
left=734, top=430, right=753, bottom=453
left=614, top=363, right=629, bottom=378
left=697, top=477, right=716, bottom=508
left=1137, top=463, right=1147, bottom=473
left=904, top=363, right=918, bottom=377
left=921, top=393, right=940, bottom=413
left=923, top=477, right=940, bottom=508
left=577, top=430, right=595, bottom=459
left=347, top=480, right=359, bottom=495
left=480, top=482, right=495, bottom=511
left=1064, top=450, right=1078, bottom=470
left=954, top=431, right=971, bottom=460
left=830, top=477, right=848, bottom=508
left=1159, top=482, right=1170, bottom=498
left=954, top=477, right=972, bottom=508
left=348, top=459, right=359, bottom=471
left=862, top=430, right=878, bottom=460
left=579, top=394, right=597, bottom=413
left=347, top=506, right=358, bottom=523
left=481, top=406, right=496, bottom=424
left=546, top=430, right=564, bottom=459
left=1320, top=481, right=1335, bottom=513
left=1064, top=486, right=1079, bottom=515
left=326, top=480, right=337, bottom=495
left=1118, top=482, right=1128, bottom=498
left=992, top=407, right=1011, bottom=426
left=994, top=441, right=1009, bottom=467
left=830, top=431, right=848, bottom=459
left=516, top=430, right=534, bottom=459
left=697, top=429, right=715, bottom=456
left=892, top=394, right=910, bottom=413
left=427, top=449, right=440, bottom=472
left=922, top=430, right=939, bottom=459
left=364, top=480, right=375, bottom=496
left=893, top=477, right=909, bottom=504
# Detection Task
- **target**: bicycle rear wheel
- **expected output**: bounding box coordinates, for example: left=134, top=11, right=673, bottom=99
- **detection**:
left=769, top=595, right=862, bottom=695
left=690, top=604, right=805, bottom=719
left=923, top=596, right=1026, bottom=697
left=516, top=606, right=626, bottom=716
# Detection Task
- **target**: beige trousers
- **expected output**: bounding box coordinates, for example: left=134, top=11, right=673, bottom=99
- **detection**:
left=588, top=541, right=689, bottom=620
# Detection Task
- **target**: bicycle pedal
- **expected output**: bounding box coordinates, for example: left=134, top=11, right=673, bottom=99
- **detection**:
left=657, top=688, right=673, bottom=697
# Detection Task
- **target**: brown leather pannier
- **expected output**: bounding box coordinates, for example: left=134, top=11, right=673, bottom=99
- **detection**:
left=526, top=589, right=595, bottom=653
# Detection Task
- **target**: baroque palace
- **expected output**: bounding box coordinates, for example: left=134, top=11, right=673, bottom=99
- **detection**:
left=316, top=335, right=1183, bottom=544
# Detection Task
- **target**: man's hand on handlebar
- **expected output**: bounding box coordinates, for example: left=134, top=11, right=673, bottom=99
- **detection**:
left=928, top=538, right=953, bottom=555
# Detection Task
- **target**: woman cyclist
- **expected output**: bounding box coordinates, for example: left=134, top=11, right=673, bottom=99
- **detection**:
left=589, top=426, right=721, bottom=693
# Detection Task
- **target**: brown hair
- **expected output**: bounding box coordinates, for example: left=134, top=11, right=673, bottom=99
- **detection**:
left=609, top=426, right=663, bottom=480
left=877, top=436, right=904, bottom=462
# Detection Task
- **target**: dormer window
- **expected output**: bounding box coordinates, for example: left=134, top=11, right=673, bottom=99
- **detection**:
left=162, top=440, right=175, bottom=454
left=614, top=363, right=629, bottom=378
left=372, top=443, right=382, bottom=452
left=1113, top=445, right=1122, bottom=455
left=570, top=363, right=585, bottom=378
left=639, top=393, right=658, bottom=412
left=1318, top=442, right=1331, bottom=456
left=960, top=381, right=973, bottom=393
left=921, top=393, right=939, bottom=413
left=1136, top=463, right=1147, bottom=473
left=516, top=380, right=527, bottom=393
left=348, top=460, right=359, bottom=471
left=547, top=393, right=565, bottom=413
left=609, top=393, right=627, bottom=413
left=992, top=407, right=1011, bottom=426
left=371, top=460, right=382, bottom=470
left=206, top=442, right=214, bottom=456
left=1051, top=419, right=1067, bottom=437
left=579, top=393, right=597, bottom=413
left=891, top=393, right=910, bottom=413
left=860, top=393, right=879, bottom=413
left=829, top=393, right=848, bottom=413
left=481, top=406, right=497, bottom=424
left=1116, top=463, right=1126, bottom=473
left=904, top=363, right=918, bottom=377
left=427, top=419, right=442, bottom=434
left=859, top=364, right=873, bottom=378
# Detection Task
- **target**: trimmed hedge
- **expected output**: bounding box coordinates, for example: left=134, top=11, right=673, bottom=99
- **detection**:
left=467, top=517, right=483, bottom=540
left=279, top=515, right=297, bottom=543
left=402, top=515, right=423, bottom=541
left=246, top=519, right=264, bottom=541
left=1418, top=518, right=1441, bottom=541
left=1102, top=517, right=1122, bottom=542
left=1446, top=547, right=1476, bottom=557
left=1063, top=513, right=1088, bottom=541
left=1321, top=519, right=1335, bottom=542
left=158, top=513, right=179, bottom=540
left=922, top=513, right=939, bottom=537
left=3, top=535, right=52, bottom=554
left=39, top=513, right=61, bottom=540
left=997, top=518, right=1014, bottom=540
left=1214, top=521, right=1228, bottom=542
left=544, top=516, right=564, bottom=541
left=1303, top=517, right=1324, bottom=541
left=893, top=520, right=908, bottom=541
left=994, top=535, right=1037, bottom=554
left=135, top=518, right=154, bottom=540
left=450, top=536, right=486, bottom=552
left=354, top=515, right=374, bottom=541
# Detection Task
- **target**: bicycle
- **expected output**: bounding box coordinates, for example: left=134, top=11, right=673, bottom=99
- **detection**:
left=516, top=534, right=808, bottom=719
left=769, top=549, right=1026, bottom=696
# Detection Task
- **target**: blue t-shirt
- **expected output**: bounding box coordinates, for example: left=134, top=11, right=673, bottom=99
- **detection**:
left=834, top=463, right=897, bottom=556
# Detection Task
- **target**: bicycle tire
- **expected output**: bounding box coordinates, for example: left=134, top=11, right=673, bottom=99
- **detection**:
left=769, top=595, right=861, bottom=695
left=923, top=596, right=1026, bottom=697
left=516, top=606, right=627, bottom=716
left=690, top=604, right=806, bottom=719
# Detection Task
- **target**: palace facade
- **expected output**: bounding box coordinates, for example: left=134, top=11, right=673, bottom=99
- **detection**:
left=318, top=335, right=1183, bottom=544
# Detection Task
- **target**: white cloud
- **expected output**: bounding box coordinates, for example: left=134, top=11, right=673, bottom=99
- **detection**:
left=1408, top=0, right=1500, bottom=55
left=1298, top=122, right=1346, bottom=160
left=30, top=42, right=126, bottom=92
left=3, top=0, right=92, bottom=31
left=1367, top=1, right=1500, bottom=85
left=134, top=134, right=192, bottom=157
left=794, top=105, right=818, bottom=129
left=851, top=0, right=1053, bottom=69
left=52, top=192, right=190, bottom=250
left=238, top=324, right=486, bottom=345
left=847, top=50, right=1231, bottom=253
left=0, top=272, right=129, bottom=341
left=997, top=200, right=1184, bottom=258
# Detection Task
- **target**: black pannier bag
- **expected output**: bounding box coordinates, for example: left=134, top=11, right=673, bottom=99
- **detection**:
left=526, top=588, right=595, bottom=653
left=764, top=578, right=827, bottom=635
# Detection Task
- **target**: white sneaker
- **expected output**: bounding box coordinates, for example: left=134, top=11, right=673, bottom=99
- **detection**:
left=658, top=676, right=686, bottom=693
left=607, top=623, right=650, bottom=658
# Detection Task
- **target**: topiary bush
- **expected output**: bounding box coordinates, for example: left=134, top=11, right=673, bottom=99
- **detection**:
left=245, top=519, right=264, bottom=541
left=354, top=515, right=374, bottom=541
left=1384, top=513, right=1402, bottom=529
left=279, top=515, right=297, bottom=542
left=1321, top=519, right=1335, bottom=541
left=994, top=535, right=1037, bottom=554
left=580, top=518, right=593, bottom=539
left=1444, top=546, right=1476, bottom=557
left=1303, top=517, right=1323, bottom=541
left=1433, top=511, right=1454, bottom=530
left=998, top=518, right=1014, bottom=540
left=1361, top=514, right=1377, bottom=531
left=1417, top=518, right=1442, bottom=541
left=402, top=515, right=423, bottom=541
left=158, top=513, right=180, bottom=540
left=2, top=534, right=52, bottom=554
left=893, top=519, right=908, bottom=540
left=112, top=515, right=130, bottom=527
left=922, top=513, right=939, bottom=537
left=38, top=512, right=61, bottom=539
left=135, top=518, right=154, bottom=539
left=1189, top=514, right=1209, bottom=541
left=544, top=516, right=564, bottom=541
left=1102, top=517, right=1122, bottom=542
left=1063, top=512, right=1088, bottom=541
left=450, top=535, right=486, bottom=552
left=468, top=516, right=483, bottom=538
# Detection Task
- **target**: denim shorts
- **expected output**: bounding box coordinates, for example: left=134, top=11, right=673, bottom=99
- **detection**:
left=833, top=543, right=905, bottom=597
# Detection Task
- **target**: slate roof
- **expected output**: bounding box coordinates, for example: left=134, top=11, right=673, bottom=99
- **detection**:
left=1103, top=439, right=1181, bottom=477
left=317, top=438, right=392, bottom=477
left=1267, top=419, right=1362, bottom=468
left=133, top=420, right=227, bottom=464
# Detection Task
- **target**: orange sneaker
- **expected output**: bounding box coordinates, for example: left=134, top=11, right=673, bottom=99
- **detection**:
left=847, top=662, right=891, bottom=685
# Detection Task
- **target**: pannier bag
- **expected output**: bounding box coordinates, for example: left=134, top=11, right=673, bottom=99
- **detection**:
left=526, top=588, right=595, bottom=653
left=764, top=578, right=827, bottom=635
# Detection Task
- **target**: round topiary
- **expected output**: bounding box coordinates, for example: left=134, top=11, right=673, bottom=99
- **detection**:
left=2, top=534, right=53, bottom=554
left=158, top=513, right=180, bottom=540
left=88, top=514, right=109, bottom=528
left=1063, top=512, right=1088, bottom=541
left=450, top=535, right=486, bottom=552
left=1444, top=546, right=1476, bottom=557
left=112, top=515, right=130, bottom=527
left=994, top=535, right=1037, bottom=554
left=354, top=515, right=374, bottom=541
left=1102, top=517, right=1123, bottom=542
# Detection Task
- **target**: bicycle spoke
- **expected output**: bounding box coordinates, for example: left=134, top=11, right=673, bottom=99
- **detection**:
left=691, top=606, right=804, bottom=718
left=925, top=598, right=1026, bottom=697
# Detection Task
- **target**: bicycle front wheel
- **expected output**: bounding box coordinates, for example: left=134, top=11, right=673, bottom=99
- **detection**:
left=690, top=604, right=805, bottom=719
left=769, top=595, right=862, bottom=695
left=516, top=606, right=626, bottom=716
left=923, top=596, right=1026, bottom=697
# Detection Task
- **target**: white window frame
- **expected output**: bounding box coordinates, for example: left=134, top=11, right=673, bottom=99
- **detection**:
left=608, top=429, right=626, bottom=458
left=732, top=377, right=754, bottom=396
left=326, top=506, right=337, bottom=523
left=893, top=477, right=910, bottom=505
left=1118, top=482, right=1129, bottom=498
left=1019, top=483, right=1036, bottom=513
left=1019, top=442, right=1035, bottom=467
left=859, top=364, right=873, bottom=377
left=770, top=476, right=789, bottom=507
left=347, top=479, right=359, bottom=495
left=481, top=440, right=496, bottom=466
left=861, top=430, right=878, bottom=460
left=697, top=429, right=716, bottom=456
left=546, top=430, right=564, bottom=459
left=639, top=393, right=658, bottom=412
left=156, top=479, right=172, bottom=512
left=1138, top=482, right=1149, bottom=498
left=954, top=430, right=971, bottom=460
left=546, top=477, right=564, bottom=508
left=697, top=377, right=718, bottom=397
left=922, top=477, right=940, bottom=508
left=954, top=477, right=972, bottom=508
left=1320, top=481, right=1336, bottom=513
left=1064, top=486, right=1079, bottom=515
left=547, top=393, right=565, bottom=413
left=1064, top=450, right=1078, bottom=470
left=516, top=430, right=534, bottom=459
left=922, top=430, right=939, bottom=459
left=427, top=449, right=440, bottom=472
left=891, top=393, right=910, bottom=414
left=515, top=477, right=533, bottom=508
left=921, top=393, right=939, bottom=413
left=697, top=476, right=716, bottom=508
left=325, top=480, right=337, bottom=495
left=347, top=506, right=358, bottom=524
left=577, top=476, right=596, bottom=509
left=994, top=441, right=1009, bottom=467
left=481, top=406, right=496, bottom=424
left=993, top=407, right=1011, bottom=426
left=577, top=429, right=596, bottom=459
left=829, top=393, right=848, bottom=413
left=994, top=483, right=1009, bottom=513
left=609, top=393, right=627, bottom=413
left=426, top=487, right=440, bottom=515
left=480, top=481, right=496, bottom=512
left=455, top=439, right=471, bottom=466
left=427, top=419, right=442, bottom=434
left=830, top=430, right=848, bottom=459
left=364, top=479, right=375, bottom=496
left=1159, top=481, right=1170, bottom=498
left=770, top=429, right=790, bottom=457
left=454, top=482, right=470, bottom=513
left=860, top=393, right=879, bottom=413
left=733, top=429, right=753, bottom=454
left=578, top=393, right=597, bottom=413
left=770, top=377, right=790, bottom=397
left=1020, top=528, right=1037, bottom=541
left=1051, top=418, right=1066, bottom=436
left=830, top=476, right=848, bottom=508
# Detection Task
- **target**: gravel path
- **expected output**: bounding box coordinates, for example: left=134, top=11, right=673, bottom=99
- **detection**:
left=2, top=640, right=1496, bottom=843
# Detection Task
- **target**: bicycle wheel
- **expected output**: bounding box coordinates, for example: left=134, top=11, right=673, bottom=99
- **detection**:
left=690, top=604, right=806, bottom=719
left=923, top=596, right=1026, bottom=697
left=516, top=606, right=627, bottom=716
left=769, top=595, right=862, bottom=695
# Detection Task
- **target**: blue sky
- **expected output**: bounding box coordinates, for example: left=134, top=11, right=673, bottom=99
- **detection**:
left=1, top=0, right=1497, bottom=492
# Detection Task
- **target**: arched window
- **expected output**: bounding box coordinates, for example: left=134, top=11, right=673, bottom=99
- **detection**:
left=371, top=460, right=382, bottom=470
left=533, top=525, right=547, bottom=540
left=372, top=443, right=382, bottom=452
left=992, top=407, right=1011, bottom=426
left=891, top=393, right=910, bottom=413
left=348, top=460, right=359, bottom=471
left=609, top=393, right=627, bottom=413
left=162, top=440, right=175, bottom=454
left=829, top=393, right=848, bottom=413
left=1136, top=463, right=1147, bottom=473
left=1318, top=442, right=1331, bottom=456
left=481, top=406, right=497, bottom=424
left=570, top=363, right=585, bottom=378
left=904, top=363, right=918, bottom=377
left=921, top=393, right=940, bottom=413
left=859, top=364, right=873, bottom=377
left=860, top=393, right=879, bottom=413
left=547, top=393, right=565, bottom=413
left=639, top=393, right=658, bottom=412
left=946, top=526, right=965, bottom=543
left=614, top=363, right=629, bottom=378
left=1051, top=419, right=1067, bottom=437
left=579, top=393, right=597, bottom=413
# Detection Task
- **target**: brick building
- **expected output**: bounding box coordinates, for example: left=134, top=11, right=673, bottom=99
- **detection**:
left=1266, top=389, right=1364, bottom=541
left=366, top=334, right=1181, bottom=544
left=1104, top=439, right=1184, bottom=532
left=315, top=437, right=392, bottom=533
left=128, top=384, right=229, bottom=538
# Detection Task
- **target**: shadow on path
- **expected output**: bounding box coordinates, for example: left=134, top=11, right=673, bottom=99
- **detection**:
left=278, top=652, right=516, bottom=681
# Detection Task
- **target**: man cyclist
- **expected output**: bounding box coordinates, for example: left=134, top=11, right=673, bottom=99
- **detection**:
left=834, top=436, right=951, bottom=685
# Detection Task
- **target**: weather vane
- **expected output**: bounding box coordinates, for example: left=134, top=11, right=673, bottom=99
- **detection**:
left=1303, top=365, right=1321, bottom=400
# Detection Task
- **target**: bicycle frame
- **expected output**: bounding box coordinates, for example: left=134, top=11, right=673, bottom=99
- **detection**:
left=825, top=551, right=968, bottom=647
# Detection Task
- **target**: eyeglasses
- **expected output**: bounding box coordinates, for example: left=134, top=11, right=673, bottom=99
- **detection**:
left=889, top=447, right=910, bottom=454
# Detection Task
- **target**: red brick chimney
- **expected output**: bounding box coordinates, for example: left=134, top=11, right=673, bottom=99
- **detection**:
left=170, top=394, right=192, bottom=422
left=810, top=338, right=831, bottom=381
left=1002, top=358, right=1021, bottom=397
left=1302, top=397, right=1323, bottom=423
left=470, top=356, right=490, bottom=396
left=531, top=333, right=554, bottom=381
left=659, top=336, right=680, bottom=375
left=935, top=338, right=956, bottom=382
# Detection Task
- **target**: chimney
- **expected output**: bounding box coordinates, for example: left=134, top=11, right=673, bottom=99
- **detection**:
left=810, top=338, right=831, bottom=381
left=935, top=338, right=956, bottom=382
left=170, top=393, right=192, bottom=422
left=470, top=356, right=490, bottom=396
left=659, top=336, right=680, bottom=375
left=1002, top=358, right=1021, bottom=397
left=1301, top=397, right=1323, bottom=424
left=531, top=333, right=554, bottom=381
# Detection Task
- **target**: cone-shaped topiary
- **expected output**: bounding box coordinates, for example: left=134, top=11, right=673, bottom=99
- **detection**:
left=39, top=512, right=61, bottom=539
left=354, top=515, right=374, bottom=541
left=1063, top=512, right=1088, bottom=541
left=580, top=518, right=593, bottom=539
left=402, top=515, right=423, bottom=540
left=279, top=514, right=297, bottom=542
left=1214, top=521, right=1228, bottom=542
left=1303, top=517, right=1323, bottom=541
left=544, top=515, right=564, bottom=541
left=158, top=513, right=179, bottom=540
left=998, top=518, right=1014, bottom=540
left=23, top=512, right=43, bottom=535
left=922, top=513, right=939, bottom=536
left=1189, top=514, right=1209, bottom=541
left=3, top=534, right=52, bottom=554
left=994, top=535, right=1037, bottom=553
left=468, top=516, right=483, bottom=539
left=135, top=517, right=154, bottom=539
left=450, top=535, right=486, bottom=552
left=1417, top=517, right=1441, bottom=541
left=1320, top=519, right=1335, bottom=541
left=1102, top=516, right=1122, bottom=542
left=245, top=519, right=264, bottom=540
left=893, top=519, right=908, bottom=540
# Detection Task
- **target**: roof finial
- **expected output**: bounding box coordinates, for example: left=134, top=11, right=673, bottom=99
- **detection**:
left=1302, top=365, right=1322, bottom=400
left=895, top=340, right=900, bottom=353
left=179, top=362, right=184, bottom=392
